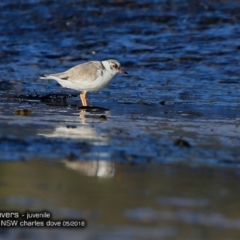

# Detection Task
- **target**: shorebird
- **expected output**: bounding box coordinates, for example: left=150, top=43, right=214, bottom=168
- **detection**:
left=40, top=59, right=127, bottom=106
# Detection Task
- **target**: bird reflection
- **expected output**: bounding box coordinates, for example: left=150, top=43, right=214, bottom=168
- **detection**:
left=63, top=160, right=115, bottom=178
left=39, top=124, right=108, bottom=142
left=79, top=109, right=86, bottom=121
left=38, top=109, right=112, bottom=178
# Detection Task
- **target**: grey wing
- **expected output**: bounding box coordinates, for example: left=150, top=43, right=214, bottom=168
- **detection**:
left=53, top=61, right=103, bottom=82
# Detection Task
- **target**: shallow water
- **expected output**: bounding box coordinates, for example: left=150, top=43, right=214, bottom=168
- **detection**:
left=1, top=162, right=240, bottom=239
left=1, top=0, right=240, bottom=239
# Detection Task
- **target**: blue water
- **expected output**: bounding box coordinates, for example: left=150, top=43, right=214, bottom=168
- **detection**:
left=1, top=0, right=240, bottom=106
left=1, top=2, right=240, bottom=240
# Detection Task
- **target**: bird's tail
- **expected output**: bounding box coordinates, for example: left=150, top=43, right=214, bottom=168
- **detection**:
left=40, top=74, right=50, bottom=80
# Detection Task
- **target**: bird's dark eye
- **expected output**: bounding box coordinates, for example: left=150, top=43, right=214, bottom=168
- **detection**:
left=113, top=63, right=118, bottom=68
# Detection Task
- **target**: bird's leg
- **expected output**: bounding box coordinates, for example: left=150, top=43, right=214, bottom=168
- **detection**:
left=83, top=92, right=88, bottom=106
left=80, top=91, right=88, bottom=106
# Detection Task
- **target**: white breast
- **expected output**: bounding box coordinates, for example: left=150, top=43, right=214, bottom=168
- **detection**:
left=69, top=70, right=115, bottom=92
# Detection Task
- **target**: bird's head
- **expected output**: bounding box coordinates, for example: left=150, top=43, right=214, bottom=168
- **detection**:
left=105, top=59, right=128, bottom=75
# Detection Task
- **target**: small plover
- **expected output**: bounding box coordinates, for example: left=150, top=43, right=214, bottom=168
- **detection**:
left=40, top=59, right=127, bottom=106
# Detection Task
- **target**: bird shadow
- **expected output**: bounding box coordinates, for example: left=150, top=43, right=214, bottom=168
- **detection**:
left=3, top=92, right=109, bottom=112
left=78, top=106, right=109, bottom=113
